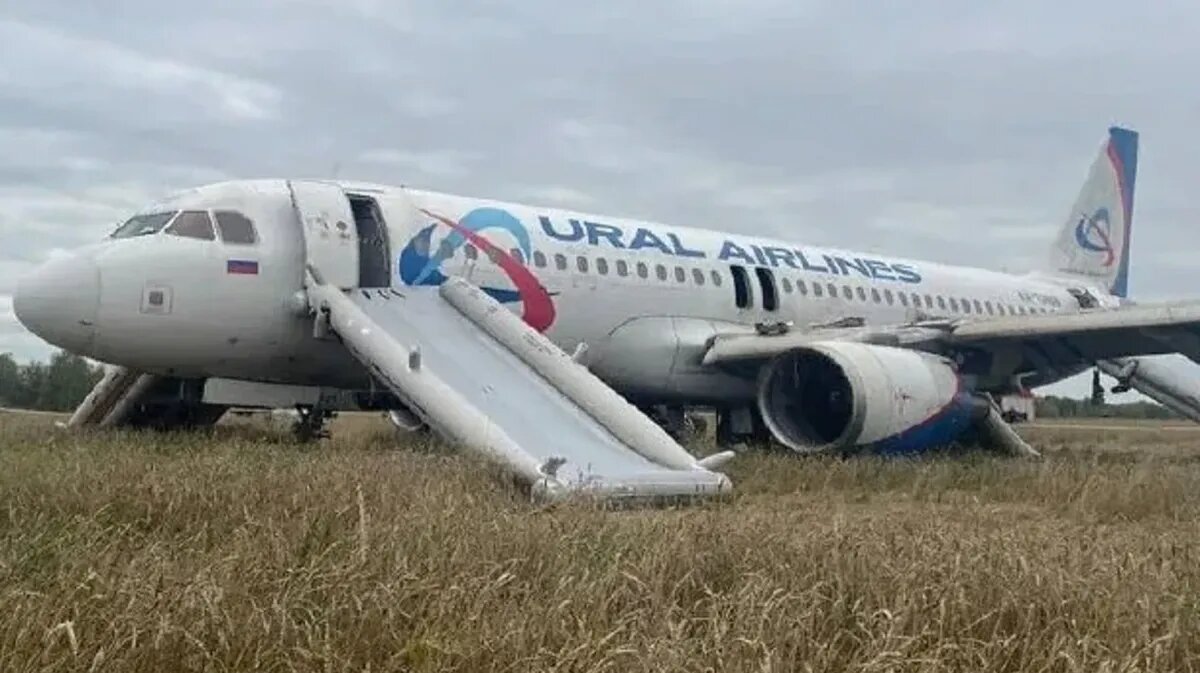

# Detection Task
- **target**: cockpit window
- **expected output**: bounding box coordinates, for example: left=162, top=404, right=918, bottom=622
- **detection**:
left=110, top=211, right=177, bottom=238
left=165, top=210, right=216, bottom=240
left=214, top=210, right=258, bottom=244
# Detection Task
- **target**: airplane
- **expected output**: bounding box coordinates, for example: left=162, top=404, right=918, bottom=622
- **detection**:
left=13, top=125, right=1200, bottom=500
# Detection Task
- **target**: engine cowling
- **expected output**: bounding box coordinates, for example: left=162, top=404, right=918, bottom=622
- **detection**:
left=756, top=342, right=985, bottom=455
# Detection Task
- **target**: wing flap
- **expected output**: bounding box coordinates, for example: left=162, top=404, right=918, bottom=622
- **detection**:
left=948, top=302, right=1200, bottom=363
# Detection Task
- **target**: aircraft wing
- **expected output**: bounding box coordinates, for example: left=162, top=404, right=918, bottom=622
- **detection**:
left=702, top=301, right=1200, bottom=369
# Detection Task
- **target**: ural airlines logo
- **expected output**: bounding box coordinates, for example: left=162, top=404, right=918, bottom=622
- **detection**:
left=1073, top=207, right=1116, bottom=267
left=398, top=207, right=556, bottom=332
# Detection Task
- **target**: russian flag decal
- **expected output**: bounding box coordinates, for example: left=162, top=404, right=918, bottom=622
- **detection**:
left=226, top=259, right=259, bottom=275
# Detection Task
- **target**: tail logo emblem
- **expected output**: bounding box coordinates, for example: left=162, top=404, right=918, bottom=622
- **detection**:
left=1073, top=207, right=1115, bottom=267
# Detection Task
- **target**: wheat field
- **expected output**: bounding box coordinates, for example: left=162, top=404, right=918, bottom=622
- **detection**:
left=1, top=410, right=1199, bottom=672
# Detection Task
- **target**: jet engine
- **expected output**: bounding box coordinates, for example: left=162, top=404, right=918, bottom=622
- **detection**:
left=756, top=342, right=986, bottom=455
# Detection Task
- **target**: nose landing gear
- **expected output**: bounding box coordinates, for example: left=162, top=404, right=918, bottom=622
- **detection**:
left=291, top=405, right=336, bottom=442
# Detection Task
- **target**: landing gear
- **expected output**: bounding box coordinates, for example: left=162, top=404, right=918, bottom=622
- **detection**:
left=125, top=401, right=228, bottom=431
left=292, top=405, right=335, bottom=442
left=715, top=405, right=772, bottom=450
left=639, top=405, right=712, bottom=443
left=642, top=405, right=689, bottom=441
left=1090, top=367, right=1106, bottom=405
left=120, top=377, right=227, bottom=431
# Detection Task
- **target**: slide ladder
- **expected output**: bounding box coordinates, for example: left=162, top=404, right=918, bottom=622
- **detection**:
left=1097, top=355, right=1200, bottom=422
left=67, top=366, right=160, bottom=428
left=307, top=277, right=733, bottom=502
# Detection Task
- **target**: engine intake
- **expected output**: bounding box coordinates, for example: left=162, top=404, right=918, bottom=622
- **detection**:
left=757, top=342, right=985, bottom=454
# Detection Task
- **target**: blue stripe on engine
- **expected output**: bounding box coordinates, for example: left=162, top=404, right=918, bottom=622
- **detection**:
left=867, top=392, right=978, bottom=455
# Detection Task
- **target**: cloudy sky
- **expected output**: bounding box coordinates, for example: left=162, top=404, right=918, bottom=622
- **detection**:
left=3, top=1, right=1200, bottom=397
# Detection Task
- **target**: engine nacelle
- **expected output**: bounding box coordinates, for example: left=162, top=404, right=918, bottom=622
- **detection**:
left=756, top=342, right=985, bottom=455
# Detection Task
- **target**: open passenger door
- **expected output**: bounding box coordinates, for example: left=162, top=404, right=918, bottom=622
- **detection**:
left=288, top=180, right=359, bottom=290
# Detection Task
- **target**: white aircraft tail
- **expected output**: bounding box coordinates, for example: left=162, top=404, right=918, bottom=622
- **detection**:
left=1047, top=126, right=1138, bottom=297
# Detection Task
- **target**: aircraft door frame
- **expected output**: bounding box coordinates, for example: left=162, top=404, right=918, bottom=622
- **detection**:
left=288, top=180, right=359, bottom=290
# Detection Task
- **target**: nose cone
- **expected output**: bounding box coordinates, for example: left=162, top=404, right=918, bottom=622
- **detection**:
left=14, top=254, right=100, bottom=354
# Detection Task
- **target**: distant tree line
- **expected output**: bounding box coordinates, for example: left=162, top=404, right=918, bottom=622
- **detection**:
left=0, top=351, right=105, bottom=412
left=1035, top=395, right=1177, bottom=420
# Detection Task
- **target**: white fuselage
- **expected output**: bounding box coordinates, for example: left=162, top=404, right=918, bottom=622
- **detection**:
left=14, top=179, right=1105, bottom=404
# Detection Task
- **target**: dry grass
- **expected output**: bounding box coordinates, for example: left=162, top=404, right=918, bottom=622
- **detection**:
left=2, top=411, right=1200, bottom=672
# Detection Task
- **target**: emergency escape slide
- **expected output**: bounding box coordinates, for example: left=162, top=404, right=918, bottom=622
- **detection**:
left=308, top=277, right=733, bottom=502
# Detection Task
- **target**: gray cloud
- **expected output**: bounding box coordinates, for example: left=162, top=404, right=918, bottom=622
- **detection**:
left=3, top=0, right=1200, bottom=399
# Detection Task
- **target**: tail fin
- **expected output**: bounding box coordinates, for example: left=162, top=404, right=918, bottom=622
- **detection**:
left=1047, top=126, right=1138, bottom=297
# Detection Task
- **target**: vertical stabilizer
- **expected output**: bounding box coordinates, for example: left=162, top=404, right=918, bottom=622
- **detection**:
left=1048, top=126, right=1138, bottom=297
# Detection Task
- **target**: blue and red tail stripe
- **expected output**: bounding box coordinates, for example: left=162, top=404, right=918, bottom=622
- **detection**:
left=1106, top=126, right=1138, bottom=297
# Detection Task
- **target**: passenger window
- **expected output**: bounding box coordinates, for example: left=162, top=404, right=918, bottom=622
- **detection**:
left=214, top=211, right=257, bottom=244
left=813, top=283, right=824, bottom=297
left=555, top=254, right=567, bottom=270
left=898, top=292, right=908, bottom=307
left=842, top=285, right=853, bottom=300
left=510, top=248, right=525, bottom=264
left=693, top=268, right=705, bottom=285
left=596, top=258, right=609, bottom=275
left=949, top=298, right=960, bottom=312
left=166, top=210, right=215, bottom=240
left=637, top=262, right=649, bottom=279
left=960, top=298, right=970, bottom=314
left=985, top=301, right=994, bottom=315
left=937, top=296, right=947, bottom=310
left=797, top=279, right=807, bottom=295
left=884, top=289, right=894, bottom=305
left=465, top=245, right=478, bottom=260
left=827, top=283, right=838, bottom=298
left=577, top=256, right=588, bottom=273
left=973, top=299, right=983, bottom=314
left=856, top=287, right=867, bottom=302
left=674, top=266, right=686, bottom=283
left=870, top=288, right=881, bottom=303
left=616, top=260, right=629, bottom=276
left=710, top=270, right=722, bottom=287
left=924, top=294, right=934, bottom=308
left=731, top=265, right=752, bottom=309
left=781, top=277, right=792, bottom=293
left=656, top=264, right=668, bottom=281
left=533, top=251, right=547, bottom=267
